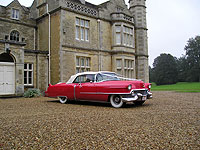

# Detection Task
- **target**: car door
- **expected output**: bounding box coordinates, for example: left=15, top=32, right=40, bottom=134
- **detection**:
left=74, top=74, right=97, bottom=100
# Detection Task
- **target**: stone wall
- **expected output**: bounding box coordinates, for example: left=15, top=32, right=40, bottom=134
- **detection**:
left=24, top=52, right=48, bottom=92
left=0, top=20, right=35, bottom=50
left=61, top=46, right=112, bottom=82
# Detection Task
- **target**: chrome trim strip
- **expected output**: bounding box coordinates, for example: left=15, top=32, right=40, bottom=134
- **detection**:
left=80, top=89, right=148, bottom=95
left=132, top=89, right=147, bottom=91
left=74, top=85, right=77, bottom=100
left=80, top=92, right=131, bottom=95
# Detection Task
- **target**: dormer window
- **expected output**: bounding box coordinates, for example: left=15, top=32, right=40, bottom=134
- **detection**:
left=12, top=8, right=19, bottom=20
left=10, top=30, right=20, bottom=42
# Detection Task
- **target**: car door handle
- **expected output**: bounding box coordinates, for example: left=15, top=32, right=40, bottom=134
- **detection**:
left=78, top=83, right=82, bottom=88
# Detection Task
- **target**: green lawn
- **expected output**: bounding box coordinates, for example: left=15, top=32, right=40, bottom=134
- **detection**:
left=151, top=82, right=200, bottom=93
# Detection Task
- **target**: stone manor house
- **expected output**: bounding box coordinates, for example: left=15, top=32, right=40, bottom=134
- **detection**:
left=0, top=0, right=149, bottom=96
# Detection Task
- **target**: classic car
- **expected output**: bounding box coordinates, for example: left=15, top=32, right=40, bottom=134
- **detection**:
left=45, top=71, right=152, bottom=108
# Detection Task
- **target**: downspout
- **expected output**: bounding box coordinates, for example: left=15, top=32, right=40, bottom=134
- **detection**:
left=97, top=19, right=102, bottom=71
left=34, top=28, right=39, bottom=88
left=34, top=28, right=36, bottom=50
left=47, top=4, right=51, bottom=84
left=36, top=52, right=39, bottom=88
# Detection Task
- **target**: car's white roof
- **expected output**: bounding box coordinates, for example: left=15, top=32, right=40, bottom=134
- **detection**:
left=77, top=71, right=115, bottom=76
left=66, top=71, right=116, bottom=84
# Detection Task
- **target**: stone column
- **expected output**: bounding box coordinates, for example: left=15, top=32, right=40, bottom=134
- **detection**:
left=129, top=0, right=149, bottom=82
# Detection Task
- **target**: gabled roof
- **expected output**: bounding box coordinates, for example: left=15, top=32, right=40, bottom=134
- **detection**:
left=6, top=0, right=30, bottom=12
left=22, top=5, right=30, bottom=12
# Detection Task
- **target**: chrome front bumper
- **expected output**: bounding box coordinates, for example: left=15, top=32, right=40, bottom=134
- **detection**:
left=121, top=91, right=152, bottom=102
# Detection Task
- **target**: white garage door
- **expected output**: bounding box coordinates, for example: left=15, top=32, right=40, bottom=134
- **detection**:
left=0, top=63, right=15, bottom=95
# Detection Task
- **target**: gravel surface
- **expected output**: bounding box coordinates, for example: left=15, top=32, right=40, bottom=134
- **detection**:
left=0, top=91, right=199, bottom=149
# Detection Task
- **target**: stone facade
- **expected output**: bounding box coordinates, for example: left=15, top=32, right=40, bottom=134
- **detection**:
left=0, top=0, right=149, bottom=96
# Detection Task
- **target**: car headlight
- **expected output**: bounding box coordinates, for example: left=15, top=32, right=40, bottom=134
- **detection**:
left=148, top=84, right=151, bottom=89
left=128, top=84, right=132, bottom=90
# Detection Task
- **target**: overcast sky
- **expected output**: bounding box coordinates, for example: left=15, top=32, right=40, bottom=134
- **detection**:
left=1, top=0, right=200, bottom=66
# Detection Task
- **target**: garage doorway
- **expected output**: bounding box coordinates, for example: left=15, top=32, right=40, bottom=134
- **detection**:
left=0, top=53, right=15, bottom=95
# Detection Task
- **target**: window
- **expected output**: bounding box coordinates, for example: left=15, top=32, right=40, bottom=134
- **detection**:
left=116, top=59, right=134, bottom=78
left=10, top=30, right=20, bottom=42
left=116, top=59, right=122, bottom=75
left=76, top=56, right=90, bottom=73
left=123, top=26, right=134, bottom=47
left=5, top=35, right=9, bottom=40
left=73, top=74, right=95, bottom=83
left=115, top=25, right=121, bottom=45
left=76, top=18, right=89, bottom=41
left=12, top=8, right=19, bottom=19
left=24, top=63, right=33, bottom=86
left=124, top=59, right=134, bottom=78
left=22, top=37, right=25, bottom=42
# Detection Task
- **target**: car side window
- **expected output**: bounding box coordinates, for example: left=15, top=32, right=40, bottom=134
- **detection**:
left=73, top=74, right=95, bottom=83
left=96, top=73, right=103, bottom=82
left=73, top=75, right=86, bottom=83
left=85, top=74, right=95, bottom=83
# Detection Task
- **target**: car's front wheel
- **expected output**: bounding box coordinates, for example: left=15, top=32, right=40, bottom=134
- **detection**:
left=59, top=96, right=68, bottom=104
left=110, top=95, right=123, bottom=108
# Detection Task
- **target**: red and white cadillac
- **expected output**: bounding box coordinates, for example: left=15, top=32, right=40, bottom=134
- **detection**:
left=45, top=72, right=152, bottom=108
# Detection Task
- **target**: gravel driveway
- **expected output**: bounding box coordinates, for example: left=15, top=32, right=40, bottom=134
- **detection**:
left=0, top=91, right=199, bottom=149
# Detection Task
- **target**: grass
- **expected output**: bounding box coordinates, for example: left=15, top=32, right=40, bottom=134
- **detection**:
left=151, top=82, right=200, bottom=93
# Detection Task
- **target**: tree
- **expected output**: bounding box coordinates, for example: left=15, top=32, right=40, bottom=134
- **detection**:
left=177, top=56, right=189, bottom=82
left=153, top=53, right=178, bottom=85
left=184, top=36, right=200, bottom=82
left=149, top=66, right=156, bottom=83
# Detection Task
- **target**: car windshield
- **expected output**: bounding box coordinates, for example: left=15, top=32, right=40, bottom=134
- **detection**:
left=96, top=73, right=120, bottom=82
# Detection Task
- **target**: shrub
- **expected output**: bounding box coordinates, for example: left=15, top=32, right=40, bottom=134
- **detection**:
left=24, top=88, right=41, bottom=98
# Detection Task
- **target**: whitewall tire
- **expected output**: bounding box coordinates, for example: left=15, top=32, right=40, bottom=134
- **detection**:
left=110, top=95, right=123, bottom=108
left=59, top=97, right=68, bottom=104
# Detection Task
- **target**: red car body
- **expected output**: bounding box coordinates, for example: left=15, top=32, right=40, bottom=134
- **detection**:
left=45, top=72, right=152, bottom=108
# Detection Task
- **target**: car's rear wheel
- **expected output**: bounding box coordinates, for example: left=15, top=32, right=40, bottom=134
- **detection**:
left=134, top=101, right=145, bottom=106
left=110, top=95, right=123, bottom=108
left=59, top=96, right=68, bottom=104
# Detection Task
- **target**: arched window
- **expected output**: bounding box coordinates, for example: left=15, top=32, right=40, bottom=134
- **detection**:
left=0, top=53, right=14, bottom=63
left=10, top=30, right=20, bottom=42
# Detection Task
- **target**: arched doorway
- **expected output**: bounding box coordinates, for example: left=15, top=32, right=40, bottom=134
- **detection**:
left=0, top=53, right=15, bottom=95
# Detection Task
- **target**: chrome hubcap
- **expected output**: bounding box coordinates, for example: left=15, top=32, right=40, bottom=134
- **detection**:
left=114, top=96, right=121, bottom=104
